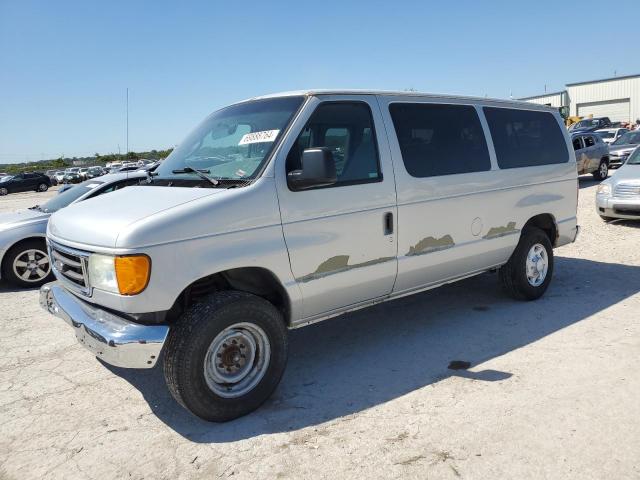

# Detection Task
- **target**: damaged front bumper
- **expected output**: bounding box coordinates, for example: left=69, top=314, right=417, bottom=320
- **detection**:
left=39, top=282, right=169, bottom=368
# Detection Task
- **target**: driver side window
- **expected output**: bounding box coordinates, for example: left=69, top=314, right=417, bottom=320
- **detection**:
left=286, top=102, right=382, bottom=187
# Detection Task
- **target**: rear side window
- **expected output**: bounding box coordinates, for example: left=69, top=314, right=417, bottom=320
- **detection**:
left=484, top=107, right=569, bottom=168
left=389, top=103, right=491, bottom=177
left=584, top=136, right=596, bottom=147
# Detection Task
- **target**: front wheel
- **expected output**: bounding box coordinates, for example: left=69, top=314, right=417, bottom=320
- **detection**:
left=499, top=227, right=554, bottom=301
left=593, top=160, right=608, bottom=180
left=0, top=187, right=7, bottom=196
left=163, top=291, right=288, bottom=422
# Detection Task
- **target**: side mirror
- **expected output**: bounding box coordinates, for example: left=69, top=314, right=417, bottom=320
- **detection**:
left=287, top=147, right=337, bottom=190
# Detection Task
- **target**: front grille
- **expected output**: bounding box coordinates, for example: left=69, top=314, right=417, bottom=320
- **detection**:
left=613, top=184, right=640, bottom=198
left=49, top=242, right=90, bottom=294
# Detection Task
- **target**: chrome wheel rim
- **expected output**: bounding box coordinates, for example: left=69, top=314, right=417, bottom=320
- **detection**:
left=599, top=162, right=608, bottom=177
left=203, top=322, right=271, bottom=399
left=12, top=249, right=50, bottom=283
left=526, top=243, right=548, bottom=287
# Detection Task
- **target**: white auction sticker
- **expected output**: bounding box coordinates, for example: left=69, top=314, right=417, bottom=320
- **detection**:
left=238, top=129, right=280, bottom=145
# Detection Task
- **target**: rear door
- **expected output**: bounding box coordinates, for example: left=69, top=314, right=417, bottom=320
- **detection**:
left=583, top=135, right=599, bottom=172
left=275, top=95, right=398, bottom=319
left=572, top=136, right=587, bottom=173
left=379, top=97, right=497, bottom=293
left=12, top=174, right=29, bottom=192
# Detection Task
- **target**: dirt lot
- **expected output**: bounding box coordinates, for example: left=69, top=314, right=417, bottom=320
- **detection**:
left=1, top=179, right=639, bottom=480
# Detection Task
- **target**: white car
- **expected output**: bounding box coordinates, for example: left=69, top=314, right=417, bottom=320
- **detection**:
left=596, top=146, right=640, bottom=220
left=595, top=128, right=627, bottom=144
left=40, top=90, right=579, bottom=422
left=0, top=172, right=146, bottom=288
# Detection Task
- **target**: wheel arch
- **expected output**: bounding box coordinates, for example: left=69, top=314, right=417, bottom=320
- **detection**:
left=522, top=213, right=558, bottom=247
left=171, top=266, right=292, bottom=326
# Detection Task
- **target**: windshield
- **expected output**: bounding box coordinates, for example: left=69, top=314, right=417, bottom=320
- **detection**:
left=38, top=180, right=104, bottom=213
left=596, top=131, right=614, bottom=139
left=570, top=119, right=598, bottom=130
left=626, top=147, right=640, bottom=165
left=155, top=96, right=304, bottom=183
left=612, top=131, right=640, bottom=146
left=0, top=176, right=13, bottom=183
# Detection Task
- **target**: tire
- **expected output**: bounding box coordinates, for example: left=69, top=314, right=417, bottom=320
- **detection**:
left=163, top=290, right=288, bottom=422
left=1, top=239, right=53, bottom=288
left=592, top=160, right=608, bottom=181
left=499, top=227, right=554, bottom=301
left=599, top=214, right=614, bottom=221
left=37, top=183, right=49, bottom=192
left=0, top=187, right=7, bottom=196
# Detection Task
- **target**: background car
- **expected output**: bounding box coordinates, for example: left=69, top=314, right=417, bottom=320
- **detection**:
left=53, top=171, right=65, bottom=183
left=571, top=132, right=610, bottom=180
left=85, top=166, right=104, bottom=179
left=595, top=128, right=628, bottom=145
left=569, top=117, right=612, bottom=133
left=0, top=172, right=51, bottom=196
left=79, top=167, right=89, bottom=179
left=608, top=130, right=640, bottom=168
left=596, top=146, right=640, bottom=220
left=0, top=172, right=146, bottom=288
left=62, top=171, right=83, bottom=184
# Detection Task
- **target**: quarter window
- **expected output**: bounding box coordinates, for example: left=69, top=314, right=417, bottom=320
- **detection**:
left=286, top=102, right=381, bottom=186
left=584, top=135, right=595, bottom=147
left=484, top=107, right=569, bottom=168
left=389, top=103, right=491, bottom=177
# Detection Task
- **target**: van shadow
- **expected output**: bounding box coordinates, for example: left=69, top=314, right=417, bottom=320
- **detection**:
left=105, top=256, right=640, bottom=442
left=578, top=176, right=604, bottom=189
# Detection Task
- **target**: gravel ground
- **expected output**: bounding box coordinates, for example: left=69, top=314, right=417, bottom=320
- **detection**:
left=1, top=178, right=639, bottom=480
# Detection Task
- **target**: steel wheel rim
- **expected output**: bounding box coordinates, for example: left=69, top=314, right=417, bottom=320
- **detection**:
left=204, top=322, right=271, bottom=399
left=526, top=243, right=548, bottom=287
left=12, top=248, right=50, bottom=283
left=38, top=184, right=47, bottom=191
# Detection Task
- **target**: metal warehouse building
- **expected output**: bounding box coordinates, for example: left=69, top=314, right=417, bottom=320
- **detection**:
left=519, top=74, right=640, bottom=123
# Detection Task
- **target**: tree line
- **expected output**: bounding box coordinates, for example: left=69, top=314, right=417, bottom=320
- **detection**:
left=0, top=149, right=174, bottom=174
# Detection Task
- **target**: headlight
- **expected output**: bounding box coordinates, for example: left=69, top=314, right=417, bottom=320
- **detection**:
left=88, top=253, right=151, bottom=295
left=596, top=184, right=611, bottom=196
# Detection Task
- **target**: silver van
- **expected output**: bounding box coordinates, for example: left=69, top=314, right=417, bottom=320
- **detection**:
left=40, top=91, right=579, bottom=421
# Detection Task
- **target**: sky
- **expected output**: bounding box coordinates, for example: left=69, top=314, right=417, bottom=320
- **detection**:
left=1, top=0, right=639, bottom=163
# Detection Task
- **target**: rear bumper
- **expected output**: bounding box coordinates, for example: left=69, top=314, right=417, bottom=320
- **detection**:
left=39, top=282, right=169, bottom=368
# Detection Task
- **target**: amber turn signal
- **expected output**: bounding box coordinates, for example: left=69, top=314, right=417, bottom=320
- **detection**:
left=114, top=255, right=151, bottom=295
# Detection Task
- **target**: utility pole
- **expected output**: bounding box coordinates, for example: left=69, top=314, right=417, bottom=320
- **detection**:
left=126, top=88, right=129, bottom=159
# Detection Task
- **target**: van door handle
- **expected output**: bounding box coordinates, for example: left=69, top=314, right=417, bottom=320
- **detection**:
left=383, top=212, right=393, bottom=235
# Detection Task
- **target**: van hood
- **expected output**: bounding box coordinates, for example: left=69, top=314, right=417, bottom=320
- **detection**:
left=48, top=186, right=224, bottom=248
left=0, top=209, right=49, bottom=231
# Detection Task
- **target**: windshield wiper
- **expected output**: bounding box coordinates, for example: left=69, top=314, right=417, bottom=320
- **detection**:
left=171, top=167, right=219, bottom=186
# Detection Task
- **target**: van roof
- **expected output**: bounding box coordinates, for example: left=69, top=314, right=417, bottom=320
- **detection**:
left=243, top=89, right=557, bottom=111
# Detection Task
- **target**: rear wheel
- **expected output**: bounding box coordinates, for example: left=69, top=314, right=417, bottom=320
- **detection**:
left=163, top=291, right=288, bottom=422
left=0, top=187, right=7, bottom=196
left=499, top=227, right=554, bottom=301
left=37, top=183, right=49, bottom=192
left=593, top=160, right=608, bottom=180
left=2, top=239, right=53, bottom=288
